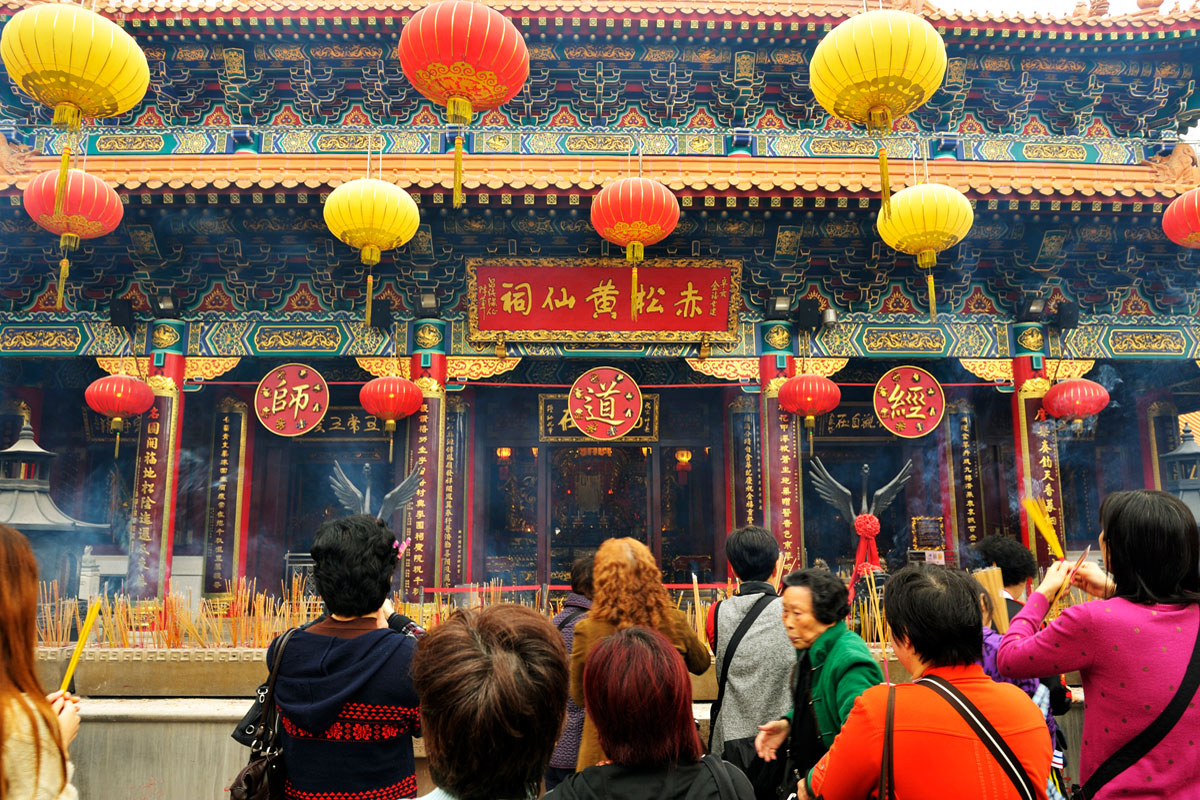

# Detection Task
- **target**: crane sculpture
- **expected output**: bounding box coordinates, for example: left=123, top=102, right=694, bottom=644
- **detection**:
left=329, top=462, right=423, bottom=521
left=808, top=457, right=914, bottom=589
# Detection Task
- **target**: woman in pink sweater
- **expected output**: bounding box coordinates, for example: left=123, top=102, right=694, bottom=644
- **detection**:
left=998, top=490, right=1200, bottom=800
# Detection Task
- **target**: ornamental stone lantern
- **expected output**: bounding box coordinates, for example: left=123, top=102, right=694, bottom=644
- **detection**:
left=1161, top=424, right=1200, bottom=524
left=0, top=414, right=108, bottom=595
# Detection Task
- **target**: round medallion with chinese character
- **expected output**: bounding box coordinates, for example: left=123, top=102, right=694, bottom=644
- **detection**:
left=254, top=363, right=329, bottom=437
left=568, top=367, right=643, bottom=440
left=872, top=366, right=945, bottom=439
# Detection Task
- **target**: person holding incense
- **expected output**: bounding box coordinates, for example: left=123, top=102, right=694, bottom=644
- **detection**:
left=998, top=490, right=1200, bottom=800
left=802, top=565, right=1051, bottom=800
left=754, top=568, right=882, bottom=798
left=0, top=523, right=80, bottom=800
left=265, top=515, right=421, bottom=800
left=551, top=626, right=755, bottom=800
left=570, top=537, right=709, bottom=771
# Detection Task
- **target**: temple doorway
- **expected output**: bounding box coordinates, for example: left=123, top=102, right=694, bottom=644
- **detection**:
left=476, top=385, right=726, bottom=588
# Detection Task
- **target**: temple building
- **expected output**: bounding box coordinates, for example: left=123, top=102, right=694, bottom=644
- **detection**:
left=2, top=0, right=1200, bottom=601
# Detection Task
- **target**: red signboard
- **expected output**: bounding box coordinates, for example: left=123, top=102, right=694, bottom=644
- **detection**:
left=568, top=367, right=644, bottom=440
left=873, top=366, right=946, bottom=439
left=255, top=363, right=329, bottom=436
left=467, top=259, right=741, bottom=343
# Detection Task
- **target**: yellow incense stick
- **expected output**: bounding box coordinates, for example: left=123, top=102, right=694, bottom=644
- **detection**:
left=1022, top=498, right=1065, bottom=559
left=60, top=599, right=102, bottom=692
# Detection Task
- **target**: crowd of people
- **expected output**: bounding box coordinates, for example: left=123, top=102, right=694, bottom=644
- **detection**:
left=1, top=488, right=1198, bottom=800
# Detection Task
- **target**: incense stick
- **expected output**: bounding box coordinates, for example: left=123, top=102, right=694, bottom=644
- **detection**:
left=60, top=599, right=102, bottom=692
left=1022, top=498, right=1065, bottom=559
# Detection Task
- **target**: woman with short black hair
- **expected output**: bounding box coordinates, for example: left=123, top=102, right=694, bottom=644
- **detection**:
left=267, top=514, right=421, bottom=800
left=754, top=568, right=881, bottom=796
left=999, top=489, right=1200, bottom=799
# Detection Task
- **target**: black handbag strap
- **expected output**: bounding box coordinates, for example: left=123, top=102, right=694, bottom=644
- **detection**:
left=711, top=593, right=776, bottom=737
left=256, top=627, right=299, bottom=753
left=876, top=685, right=896, bottom=800
left=702, top=754, right=738, bottom=800
left=1077, top=610, right=1200, bottom=799
left=917, top=675, right=1037, bottom=800
left=556, top=606, right=587, bottom=631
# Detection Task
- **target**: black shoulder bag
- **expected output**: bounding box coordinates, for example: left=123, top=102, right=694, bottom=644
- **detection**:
left=702, top=753, right=747, bottom=800
left=556, top=606, right=588, bottom=631
left=917, top=675, right=1039, bottom=800
left=229, top=627, right=298, bottom=800
left=709, top=593, right=783, bottom=800
left=1072, top=617, right=1200, bottom=800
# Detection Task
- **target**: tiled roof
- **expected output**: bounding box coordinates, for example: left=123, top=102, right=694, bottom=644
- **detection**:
left=0, top=152, right=1189, bottom=199
left=1, top=0, right=1198, bottom=32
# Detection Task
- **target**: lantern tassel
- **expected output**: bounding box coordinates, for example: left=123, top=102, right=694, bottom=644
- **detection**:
left=878, top=146, right=891, bottom=218
left=453, top=135, right=464, bottom=209
left=114, top=429, right=120, bottom=459
left=631, top=264, right=639, bottom=321
left=54, top=147, right=71, bottom=218
left=388, top=429, right=394, bottom=463
left=365, top=273, right=374, bottom=328
left=926, top=271, right=938, bottom=322
left=56, top=258, right=69, bottom=310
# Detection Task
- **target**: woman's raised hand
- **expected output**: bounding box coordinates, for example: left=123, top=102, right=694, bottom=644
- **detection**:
left=1071, top=561, right=1115, bottom=599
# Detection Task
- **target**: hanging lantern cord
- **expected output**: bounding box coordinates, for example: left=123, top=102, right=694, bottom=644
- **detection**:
left=362, top=247, right=381, bottom=327
left=918, top=250, right=937, bottom=322
left=868, top=107, right=893, bottom=215
left=447, top=98, right=473, bottom=209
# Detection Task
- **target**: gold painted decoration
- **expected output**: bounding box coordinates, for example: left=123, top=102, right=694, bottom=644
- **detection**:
left=415, top=323, right=444, bottom=350
left=875, top=183, right=974, bottom=322
left=96, top=357, right=242, bottom=383
left=254, top=363, right=329, bottom=437
left=873, top=365, right=946, bottom=439
left=568, top=366, right=643, bottom=440
left=763, top=325, right=792, bottom=351
left=959, top=359, right=1095, bottom=383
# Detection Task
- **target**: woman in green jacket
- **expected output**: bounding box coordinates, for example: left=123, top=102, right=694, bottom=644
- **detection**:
left=754, top=568, right=883, bottom=796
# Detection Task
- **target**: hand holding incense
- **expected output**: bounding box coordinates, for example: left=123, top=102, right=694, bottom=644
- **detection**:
left=60, top=599, right=102, bottom=693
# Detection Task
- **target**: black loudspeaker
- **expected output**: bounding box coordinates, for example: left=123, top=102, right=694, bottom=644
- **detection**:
left=109, top=299, right=135, bottom=332
left=1055, top=301, right=1080, bottom=331
left=795, top=299, right=822, bottom=332
left=369, top=299, right=393, bottom=331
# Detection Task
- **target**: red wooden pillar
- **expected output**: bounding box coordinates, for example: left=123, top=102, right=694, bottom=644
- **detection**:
left=759, top=320, right=804, bottom=569
left=1010, top=321, right=1063, bottom=567
left=401, top=319, right=448, bottom=598
left=125, top=319, right=186, bottom=599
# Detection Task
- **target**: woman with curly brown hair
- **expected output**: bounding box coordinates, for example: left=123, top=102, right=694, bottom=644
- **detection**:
left=570, top=537, right=710, bottom=771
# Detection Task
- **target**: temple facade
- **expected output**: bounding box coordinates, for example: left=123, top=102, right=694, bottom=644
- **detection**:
left=2, top=0, right=1200, bottom=600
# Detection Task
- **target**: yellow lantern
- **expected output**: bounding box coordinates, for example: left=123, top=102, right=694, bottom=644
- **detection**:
left=1, top=3, right=150, bottom=130
left=875, top=183, right=973, bottom=322
left=810, top=10, right=947, bottom=206
left=323, top=178, right=420, bottom=327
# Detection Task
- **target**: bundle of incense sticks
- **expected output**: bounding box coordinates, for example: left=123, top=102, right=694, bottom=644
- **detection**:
left=974, top=566, right=1010, bottom=633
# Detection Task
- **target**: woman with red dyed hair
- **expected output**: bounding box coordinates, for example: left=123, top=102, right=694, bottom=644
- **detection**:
left=552, top=627, right=753, bottom=800
left=0, top=524, right=80, bottom=800
left=569, top=538, right=710, bottom=771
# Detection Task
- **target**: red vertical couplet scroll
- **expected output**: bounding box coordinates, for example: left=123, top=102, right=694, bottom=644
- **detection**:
left=203, top=396, right=252, bottom=596
left=727, top=396, right=763, bottom=530
left=1014, top=391, right=1065, bottom=567
left=402, top=392, right=446, bottom=599
left=763, top=399, right=804, bottom=569
left=125, top=321, right=186, bottom=600
left=440, top=396, right=469, bottom=588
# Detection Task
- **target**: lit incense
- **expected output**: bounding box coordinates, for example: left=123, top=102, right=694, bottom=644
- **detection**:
left=60, top=599, right=102, bottom=692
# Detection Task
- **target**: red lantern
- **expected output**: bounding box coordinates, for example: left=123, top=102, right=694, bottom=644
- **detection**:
left=360, top=375, right=423, bottom=461
left=590, top=176, right=680, bottom=319
left=1163, top=187, right=1200, bottom=249
left=23, top=168, right=123, bottom=310
left=1042, top=378, right=1110, bottom=424
left=779, top=373, right=841, bottom=455
left=85, top=374, right=154, bottom=455
left=398, top=0, right=529, bottom=208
